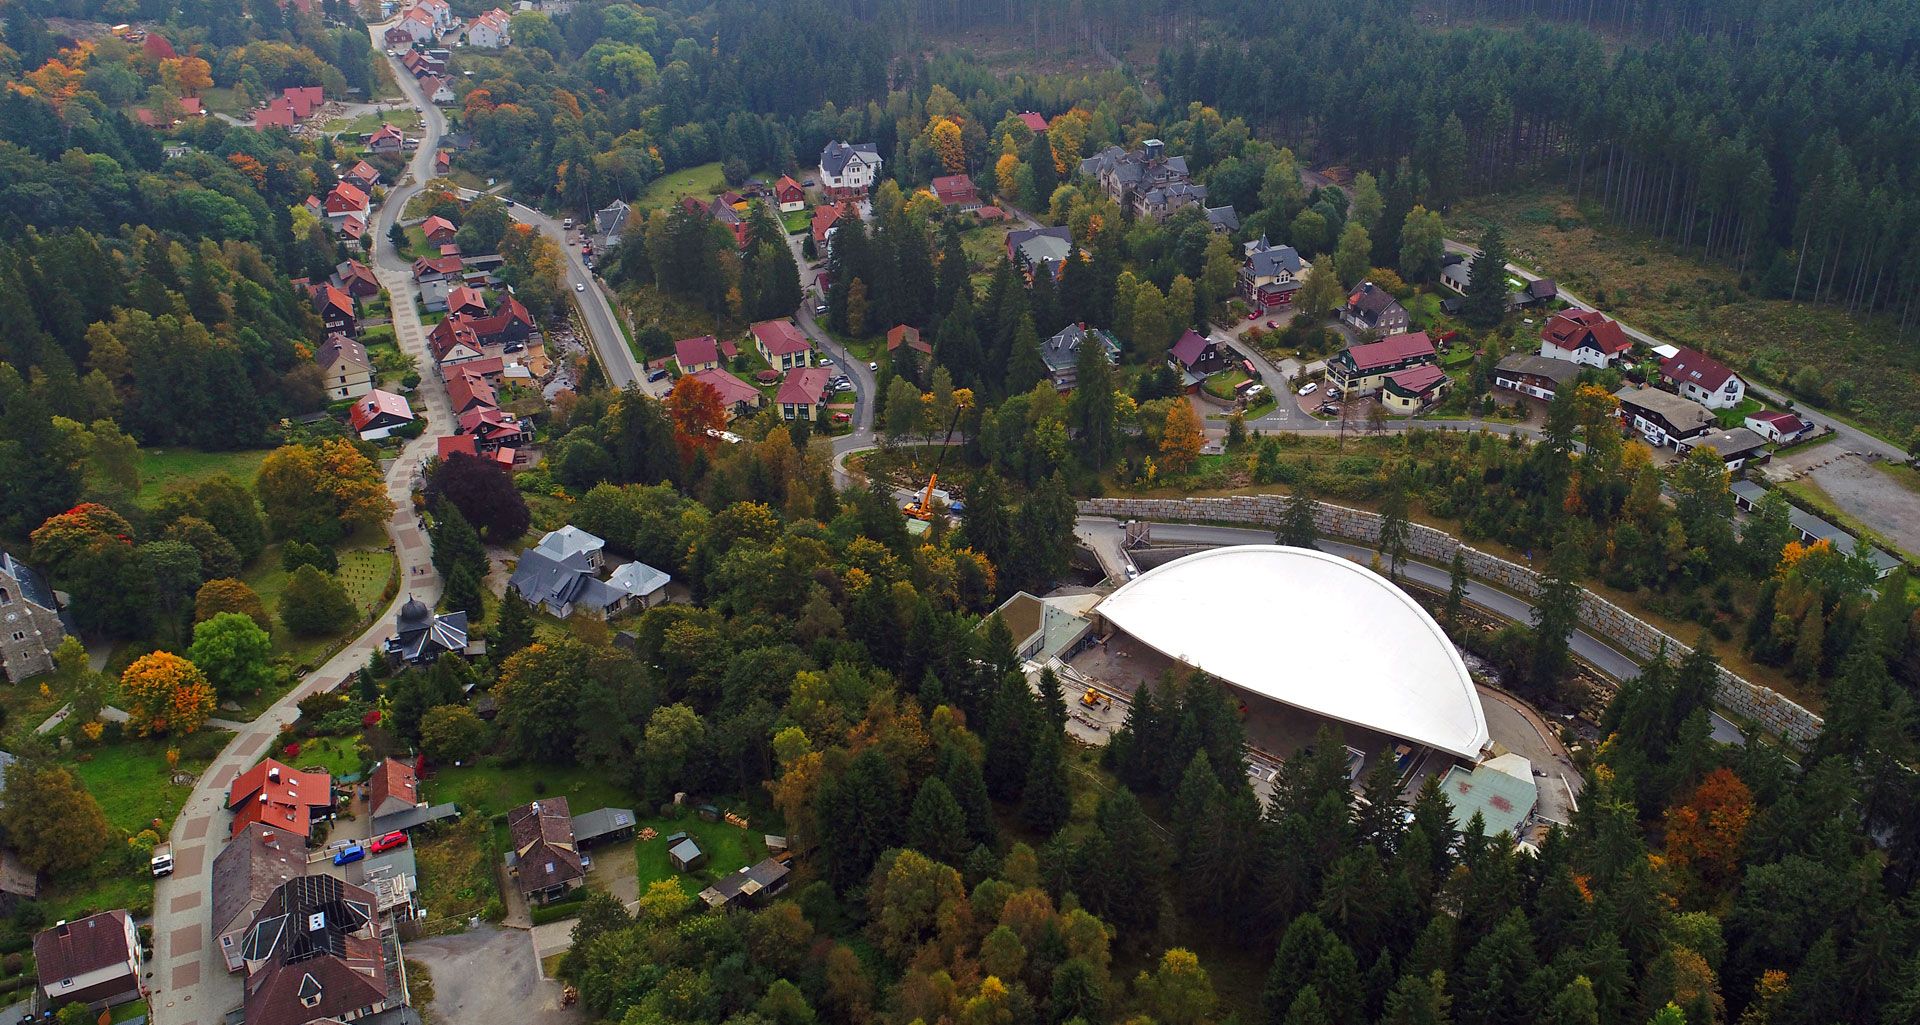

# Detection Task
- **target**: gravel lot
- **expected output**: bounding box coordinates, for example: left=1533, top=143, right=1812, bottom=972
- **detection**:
left=407, top=924, right=582, bottom=1024
left=1807, top=454, right=1920, bottom=556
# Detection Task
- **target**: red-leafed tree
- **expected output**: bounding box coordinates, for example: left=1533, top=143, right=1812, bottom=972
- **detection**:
left=1663, top=766, right=1754, bottom=899
left=666, top=375, right=725, bottom=466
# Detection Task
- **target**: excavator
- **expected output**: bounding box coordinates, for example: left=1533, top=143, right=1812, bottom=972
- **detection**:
left=903, top=389, right=974, bottom=521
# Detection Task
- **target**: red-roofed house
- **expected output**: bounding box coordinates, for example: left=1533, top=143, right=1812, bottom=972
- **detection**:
left=337, top=214, right=366, bottom=243
left=1744, top=410, right=1811, bottom=444
left=413, top=255, right=465, bottom=283
left=282, top=86, right=324, bottom=119
left=438, top=435, right=478, bottom=460
left=349, top=389, right=416, bottom=440
left=465, top=295, right=536, bottom=349
left=445, top=367, right=499, bottom=415
left=887, top=324, right=932, bottom=357
left=324, top=181, right=370, bottom=222
left=674, top=335, right=721, bottom=375
left=429, top=319, right=484, bottom=367
left=367, top=123, right=407, bottom=154
left=691, top=368, right=763, bottom=418
left=931, top=175, right=981, bottom=212
left=311, top=283, right=357, bottom=336
left=445, top=285, right=487, bottom=318
left=132, top=109, right=159, bottom=127
left=1539, top=308, right=1633, bottom=368
left=435, top=150, right=452, bottom=173
left=341, top=160, right=381, bottom=191
left=775, top=175, right=806, bottom=213
left=178, top=96, right=202, bottom=116
left=368, top=757, right=420, bottom=819
left=458, top=406, right=527, bottom=450
left=396, top=6, right=437, bottom=42
left=226, top=759, right=334, bottom=839
left=1017, top=111, right=1049, bottom=133
left=465, top=7, right=512, bottom=48
left=332, top=259, right=379, bottom=298
left=251, top=101, right=295, bottom=130
left=811, top=204, right=843, bottom=251
left=422, top=215, right=458, bottom=244
left=1330, top=332, right=1437, bottom=397
left=777, top=367, right=832, bottom=421
left=1381, top=364, right=1452, bottom=413
left=33, top=911, right=143, bottom=1013
left=1659, top=346, right=1747, bottom=409
left=385, top=24, right=417, bottom=47
left=752, top=320, right=813, bottom=371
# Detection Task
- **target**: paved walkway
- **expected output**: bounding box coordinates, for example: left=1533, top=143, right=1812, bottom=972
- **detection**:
left=144, top=30, right=458, bottom=1023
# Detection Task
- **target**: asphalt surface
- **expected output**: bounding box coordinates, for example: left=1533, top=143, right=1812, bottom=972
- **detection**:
left=1077, top=518, right=1747, bottom=744
left=408, top=925, right=581, bottom=1024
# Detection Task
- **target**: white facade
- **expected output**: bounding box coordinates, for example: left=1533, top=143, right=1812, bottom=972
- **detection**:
left=1538, top=339, right=1616, bottom=369
left=1678, top=374, right=1746, bottom=409
left=465, top=9, right=511, bottom=48
left=818, top=142, right=882, bottom=192
left=1096, top=546, right=1490, bottom=758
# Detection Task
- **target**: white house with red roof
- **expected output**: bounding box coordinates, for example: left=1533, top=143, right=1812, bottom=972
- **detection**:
left=1659, top=346, right=1747, bottom=409
left=1745, top=409, right=1811, bottom=444
left=777, top=366, right=832, bottom=421
left=1329, top=331, right=1437, bottom=397
left=349, top=389, right=416, bottom=440
left=465, top=7, right=512, bottom=48
left=323, top=181, right=370, bottom=223
left=1539, top=308, right=1633, bottom=368
left=674, top=335, right=721, bottom=375
left=692, top=368, right=763, bottom=418
left=367, top=123, right=408, bottom=154
left=752, top=320, right=813, bottom=371
left=414, top=0, right=454, bottom=32
left=775, top=175, right=806, bottom=213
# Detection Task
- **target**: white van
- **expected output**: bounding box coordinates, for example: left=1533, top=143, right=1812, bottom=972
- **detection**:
left=1297, top=381, right=1318, bottom=396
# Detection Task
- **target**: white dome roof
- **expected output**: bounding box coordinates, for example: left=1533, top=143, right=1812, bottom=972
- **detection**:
left=1097, top=545, right=1489, bottom=758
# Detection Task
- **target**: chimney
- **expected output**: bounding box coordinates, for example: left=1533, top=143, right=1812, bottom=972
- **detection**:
left=268, top=766, right=281, bottom=783
left=55, top=921, right=69, bottom=937
left=259, top=794, right=269, bottom=803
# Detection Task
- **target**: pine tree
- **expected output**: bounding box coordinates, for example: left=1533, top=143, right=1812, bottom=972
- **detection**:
left=983, top=672, right=1037, bottom=800
left=906, top=777, right=969, bottom=865
left=1461, top=224, right=1510, bottom=329
left=1036, top=666, right=1067, bottom=732
left=1004, top=312, right=1048, bottom=395
left=1024, top=130, right=1058, bottom=209
left=1446, top=550, right=1470, bottom=626
left=1529, top=540, right=1584, bottom=701
left=1378, top=473, right=1411, bottom=578
left=493, top=590, right=534, bottom=663
left=1283, top=987, right=1332, bottom=1025
left=1021, top=729, right=1071, bottom=837
left=1380, top=971, right=1454, bottom=1025
left=1069, top=329, right=1118, bottom=469
left=1281, top=484, right=1320, bottom=548
left=443, top=563, right=484, bottom=622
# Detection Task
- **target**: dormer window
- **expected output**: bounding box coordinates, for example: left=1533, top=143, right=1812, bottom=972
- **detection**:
left=299, top=972, right=323, bottom=1009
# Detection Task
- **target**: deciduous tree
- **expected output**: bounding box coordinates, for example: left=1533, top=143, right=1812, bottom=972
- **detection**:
left=0, top=761, right=109, bottom=875
left=279, top=564, right=356, bottom=637
left=1160, top=399, right=1204, bottom=475
left=186, top=612, right=275, bottom=700
left=120, top=650, right=216, bottom=735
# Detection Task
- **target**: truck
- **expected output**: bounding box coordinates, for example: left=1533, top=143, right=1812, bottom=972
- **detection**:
left=150, top=843, right=174, bottom=877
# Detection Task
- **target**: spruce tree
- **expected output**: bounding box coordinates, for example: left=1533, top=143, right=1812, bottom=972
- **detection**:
left=493, top=590, right=534, bottom=663
left=1281, top=485, right=1320, bottom=548
left=1445, top=549, right=1469, bottom=626
left=906, top=777, right=969, bottom=865
left=1036, top=666, right=1067, bottom=732
left=443, top=563, right=484, bottom=622
left=1025, top=130, right=1059, bottom=209
left=937, top=744, right=997, bottom=846
left=1021, top=729, right=1071, bottom=837
left=1461, top=224, right=1510, bottom=328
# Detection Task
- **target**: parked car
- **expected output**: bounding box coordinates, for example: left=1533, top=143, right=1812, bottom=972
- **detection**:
left=868, top=361, right=878, bottom=371
left=814, top=302, right=829, bottom=315
left=370, top=831, right=408, bottom=853
left=575, top=282, right=586, bottom=291
left=332, top=843, right=366, bottom=866
left=646, top=368, right=670, bottom=383
left=1297, top=381, right=1318, bottom=395
left=832, top=411, right=851, bottom=423
left=1317, top=401, right=1340, bottom=415
left=1265, top=320, right=1277, bottom=330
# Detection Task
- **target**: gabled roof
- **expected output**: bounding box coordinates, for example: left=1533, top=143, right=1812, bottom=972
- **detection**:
left=342, top=160, right=380, bottom=185
left=0, top=552, right=59, bottom=612
left=690, top=368, right=761, bottom=409
left=34, top=912, right=134, bottom=987
left=509, top=548, right=594, bottom=610
left=819, top=141, right=881, bottom=177
left=1346, top=282, right=1404, bottom=320
left=1541, top=308, right=1631, bottom=356
left=349, top=389, right=415, bottom=432
left=1017, top=111, right=1049, bottom=132
left=507, top=798, right=582, bottom=894
left=1686, top=427, right=1768, bottom=459
left=773, top=175, right=804, bottom=198
left=1040, top=323, right=1121, bottom=374
left=1659, top=346, right=1740, bottom=392
left=413, top=255, right=464, bottom=279
left=1341, top=332, right=1435, bottom=373
left=316, top=334, right=370, bottom=373
left=930, top=175, right=978, bottom=205
left=211, top=825, right=306, bottom=938
left=437, top=435, right=478, bottom=460
left=1243, top=237, right=1301, bottom=277
left=282, top=86, right=324, bottom=119
left=369, top=757, right=418, bottom=817
left=368, top=123, right=406, bottom=147
left=1614, top=386, right=1715, bottom=433
left=446, top=284, right=486, bottom=313
left=1168, top=329, right=1214, bottom=369
left=886, top=324, right=931, bottom=354
left=421, top=214, right=458, bottom=239
left=325, top=181, right=368, bottom=213
left=1748, top=410, right=1809, bottom=434
left=428, top=318, right=481, bottom=361
left=1385, top=364, right=1449, bottom=396
left=242, top=876, right=386, bottom=1025
left=445, top=368, right=498, bottom=413
left=333, top=259, right=379, bottom=293
left=228, top=759, right=334, bottom=838
left=312, top=283, right=355, bottom=320
left=777, top=366, right=831, bottom=406
left=1494, top=353, right=1582, bottom=386
left=674, top=335, right=720, bottom=367
left=752, top=320, right=811, bottom=357
left=1204, top=205, right=1240, bottom=232
left=811, top=203, right=843, bottom=246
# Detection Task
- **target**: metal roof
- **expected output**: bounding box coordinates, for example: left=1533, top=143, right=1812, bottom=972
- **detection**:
left=1096, top=546, right=1489, bottom=758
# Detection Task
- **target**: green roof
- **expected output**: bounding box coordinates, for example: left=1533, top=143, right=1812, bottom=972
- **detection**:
left=1439, top=762, right=1537, bottom=838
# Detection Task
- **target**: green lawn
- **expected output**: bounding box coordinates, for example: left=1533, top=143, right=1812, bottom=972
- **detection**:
left=135, top=448, right=274, bottom=507
left=322, top=109, right=414, bottom=138
left=279, top=733, right=368, bottom=782
left=245, top=542, right=396, bottom=668
left=69, top=733, right=223, bottom=834
left=960, top=223, right=1013, bottom=290
left=1202, top=368, right=1252, bottom=400
left=780, top=208, right=811, bottom=235
left=637, top=162, right=733, bottom=212
left=634, top=812, right=760, bottom=897
left=415, top=815, right=498, bottom=935
left=431, top=761, right=637, bottom=819
left=1714, top=396, right=1766, bottom=428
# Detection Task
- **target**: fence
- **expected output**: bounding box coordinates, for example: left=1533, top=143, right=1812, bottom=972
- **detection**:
left=1079, top=495, right=1823, bottom=749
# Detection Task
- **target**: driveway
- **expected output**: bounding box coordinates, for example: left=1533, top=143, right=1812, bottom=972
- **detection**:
left=1805, top=454, right=1920, bottom=555
left=407, top=925, right=581, bottom=1024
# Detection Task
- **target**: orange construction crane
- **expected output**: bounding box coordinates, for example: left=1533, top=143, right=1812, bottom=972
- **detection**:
left=904, top=389, right=974, bottom=521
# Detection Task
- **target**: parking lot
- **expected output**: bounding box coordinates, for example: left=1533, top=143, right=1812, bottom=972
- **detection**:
left=407, top=924, right=582, bottom=1025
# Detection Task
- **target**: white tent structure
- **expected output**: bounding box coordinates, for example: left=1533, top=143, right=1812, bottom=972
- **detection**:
left=1095, top=545, right=1490, bottom=758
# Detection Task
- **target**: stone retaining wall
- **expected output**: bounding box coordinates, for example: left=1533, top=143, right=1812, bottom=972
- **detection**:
left=1080, top=495, right=1823, bottom=748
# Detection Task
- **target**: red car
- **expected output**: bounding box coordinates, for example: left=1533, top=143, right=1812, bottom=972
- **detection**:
left=369, top=831, right=408, bottom=853
left=832, top=411, right=851, bottom=423
left=1265, top=320, right=1277, bottom=330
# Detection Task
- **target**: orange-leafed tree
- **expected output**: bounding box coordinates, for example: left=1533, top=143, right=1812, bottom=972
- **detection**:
left=1663, top=766, right=1754, bottom=898
left=1159, top=400, right=1204, bottom=475
left=120, top=651, right=216, bottom=736
left=194, top=577, right=273, bottom=632
left=666, top=376, right=725, bottom=465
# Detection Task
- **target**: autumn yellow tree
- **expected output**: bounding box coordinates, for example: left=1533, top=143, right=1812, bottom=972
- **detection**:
left=925, top=117, right=967, bottom=175
left=160, top=56, right=213, bottom=96
left=256, top=439, right=390, bottom=543
left=1160, top=399, right=1204, bottom=474
left=120, top=651, right=216, bottom=736
left=995, top=151, right=1022, bottom=198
